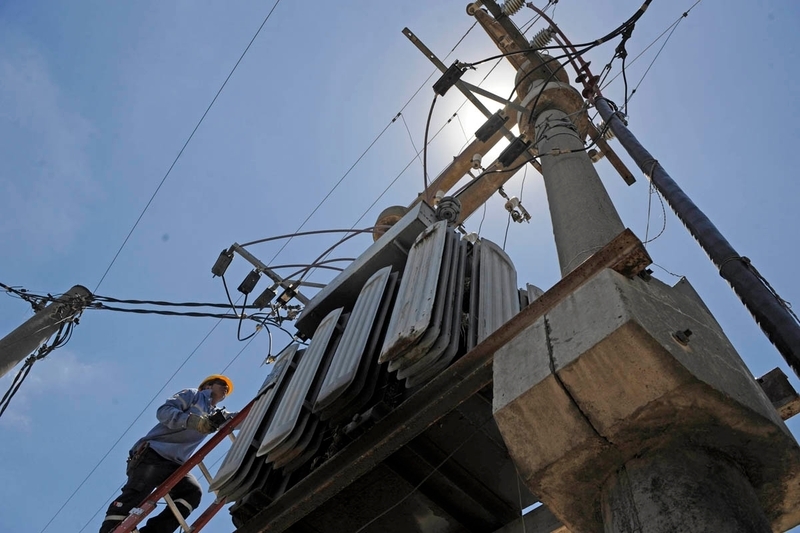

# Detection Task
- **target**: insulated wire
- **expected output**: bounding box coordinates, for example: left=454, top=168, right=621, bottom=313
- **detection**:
left=421, top=95, right=439, bottom=200
left=502, top=164, right=528, bottom=250
left=241, top=227, right=392, bottom=248
left=92, top=0, right=284, bottom=293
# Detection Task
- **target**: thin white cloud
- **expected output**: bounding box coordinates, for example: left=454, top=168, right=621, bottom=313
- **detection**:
left=0, top=350, right=117, bottom=431
left=0, top=26, right=95, bottom=253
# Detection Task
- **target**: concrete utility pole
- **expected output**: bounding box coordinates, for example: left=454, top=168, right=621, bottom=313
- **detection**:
left=465, top=2, right=800, bottom=532
left=0, top=285, right=91, bottom=378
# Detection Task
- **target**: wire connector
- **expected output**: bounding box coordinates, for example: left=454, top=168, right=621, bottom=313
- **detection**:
left=433, top=61, right=467, bottom=96
left=475, top=110, right=509, bottom=142
left=253, top=286, right=277, bottom=310
left=498, top=136, right=532, bottom=167
left=237, top=270, right=261, bottom=295
left=211, top=249, right=234, bottom=278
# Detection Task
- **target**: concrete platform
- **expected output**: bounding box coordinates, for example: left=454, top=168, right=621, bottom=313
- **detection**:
left=494, top=269, right=800, bottom=532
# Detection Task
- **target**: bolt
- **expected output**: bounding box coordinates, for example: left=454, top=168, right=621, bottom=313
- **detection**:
left=672, top=329, right=693, bottom=346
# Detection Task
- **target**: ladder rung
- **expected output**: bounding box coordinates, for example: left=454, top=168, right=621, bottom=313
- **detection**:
left=197, top=461, right=214, bottom=485
left=164, top=494, right=192, bottom=533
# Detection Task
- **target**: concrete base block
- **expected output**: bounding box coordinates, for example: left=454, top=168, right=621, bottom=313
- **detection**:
left=494, top=269, right=800, bottom=533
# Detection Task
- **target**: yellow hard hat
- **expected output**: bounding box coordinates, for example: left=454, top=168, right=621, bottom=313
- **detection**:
left=199, top=374, right=234, bottom=395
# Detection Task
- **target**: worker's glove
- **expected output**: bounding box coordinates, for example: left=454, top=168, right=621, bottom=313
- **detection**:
left=187, top=414, right=216, bottom=434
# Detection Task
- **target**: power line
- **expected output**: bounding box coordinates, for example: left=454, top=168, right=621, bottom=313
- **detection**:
left=351, top=110, right=459, bottom=228
left=601, top=0, right=702, bottom=92
left=627, top=9, right=692, bottom=103
left=38, top=0, right=325, bottom=499
left=400, top=113, right=423, bottom=168
left=266, top=20, right=480, bottom=266
left=92, top=0, right=284, bottom=293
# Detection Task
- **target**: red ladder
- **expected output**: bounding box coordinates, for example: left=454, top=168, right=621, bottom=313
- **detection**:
left=112, top=399, right=254, bottom=533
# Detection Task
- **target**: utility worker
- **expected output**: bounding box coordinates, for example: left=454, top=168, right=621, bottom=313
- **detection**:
left=99, top=374, right=235, bottom=533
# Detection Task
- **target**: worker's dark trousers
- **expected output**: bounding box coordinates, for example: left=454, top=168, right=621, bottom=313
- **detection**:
left=99, top=448, right=202, bottom=533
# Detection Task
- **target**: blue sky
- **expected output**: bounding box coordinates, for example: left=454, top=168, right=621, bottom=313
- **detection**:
left=1, top=0, right=799, bottom=531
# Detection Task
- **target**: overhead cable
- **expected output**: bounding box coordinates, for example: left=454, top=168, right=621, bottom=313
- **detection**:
left=265, top=20, right=480, bottom=266
left=92, top=0, right=284, bottom=293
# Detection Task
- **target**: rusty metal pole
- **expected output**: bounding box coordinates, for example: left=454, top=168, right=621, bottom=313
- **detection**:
left=594, top=96, right=800, bottom=379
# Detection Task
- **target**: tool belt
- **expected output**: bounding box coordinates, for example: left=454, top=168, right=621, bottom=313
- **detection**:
left=126, top=441, right=150, bottom=476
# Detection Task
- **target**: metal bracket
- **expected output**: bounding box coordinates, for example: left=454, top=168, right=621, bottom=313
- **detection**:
left=402, top=28, right=539, bottom=171
left=231, top=244, right=310, bottom=305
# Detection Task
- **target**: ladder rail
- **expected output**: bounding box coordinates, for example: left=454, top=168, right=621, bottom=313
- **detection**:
left=112, top=400, right=255, bottom=533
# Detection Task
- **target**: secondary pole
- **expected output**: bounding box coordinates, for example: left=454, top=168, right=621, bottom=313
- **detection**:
left=0, top=285, right=92, bottom=378
left=594, top=96, right=800, bottom=379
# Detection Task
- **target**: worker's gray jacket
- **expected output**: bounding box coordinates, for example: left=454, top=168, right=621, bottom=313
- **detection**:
left=131, top=388, right=229, bottom=464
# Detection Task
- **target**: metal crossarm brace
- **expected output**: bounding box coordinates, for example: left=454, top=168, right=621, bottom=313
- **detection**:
left=231, top=244, right=311, bottom=304
left=403, top=28, right=540, bottom=164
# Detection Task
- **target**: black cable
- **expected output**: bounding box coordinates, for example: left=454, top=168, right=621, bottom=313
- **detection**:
left=91, top=295, right=262, bottom=310
left=643, top=181, right=667, bottom=245
left=221, top=275, right=239, bottom=315
left=502, top=212, right=512, bottom=251
left=87, top=304, right=243, bottom=319
left=467, top=0, right=652, bottom=69
left=621, top=54, right=630, bottom=115
left=236, top=294, right=258, bottom=342
left=478, top=203, right=488, bottom=235
left=241, top=227, right=389, bottom=248
left=601, top=0, right=701, bottom=92
left=266, top=258, right=353, bottom=272
left=0, top=356, right=35, bottom=418
left=92, top=0, right=284, bottom=293
left=422, top=95, right=438, bottom=201
left=293, top=230, right=379, bottom=286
